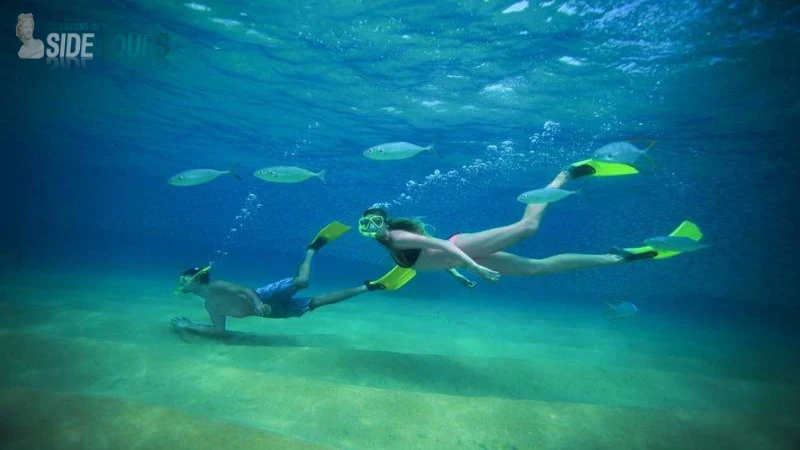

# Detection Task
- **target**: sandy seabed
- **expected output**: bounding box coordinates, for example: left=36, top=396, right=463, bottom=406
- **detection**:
left=1, top=271, right=798, bottom=450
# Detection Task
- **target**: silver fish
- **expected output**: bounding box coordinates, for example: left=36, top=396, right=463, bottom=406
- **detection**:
left=502, top=0, right=530, bottom=14
left=168, top=165, right=241, bottom=187
left=643, top=236, right=708, bottom=253
left=517, top=188, right=579, bottom=204
left=593, top=141, right=655, bottom=166
left=363, top=140, right=440, bottom=161
left=253, top=166, right=326, bottom=183
left=603, top=300, right=638, bottom=320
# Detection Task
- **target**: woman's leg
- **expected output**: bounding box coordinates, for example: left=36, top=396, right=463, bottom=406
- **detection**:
left=475, top=251, right=624, bottom=276
left=453, top=171, right=570, bottom=257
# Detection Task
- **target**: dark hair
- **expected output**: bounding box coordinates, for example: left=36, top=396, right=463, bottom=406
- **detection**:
left=361, top=207, right=428, bottom=235
left=182, top=267, right=210, bottom=284
left=362, top=207, right=388, bottom=218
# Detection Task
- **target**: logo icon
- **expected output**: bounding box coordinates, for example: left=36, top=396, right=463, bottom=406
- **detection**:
left=16, top=13, right=44, bottom=59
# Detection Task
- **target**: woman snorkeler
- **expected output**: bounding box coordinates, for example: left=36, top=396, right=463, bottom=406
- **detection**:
left=358, top=168, right=691, bottom=283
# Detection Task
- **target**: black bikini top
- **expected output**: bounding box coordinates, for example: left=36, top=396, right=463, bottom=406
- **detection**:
left=379, top=235, right=422, bottom=268
left=391, top=248, right=422, bottom=268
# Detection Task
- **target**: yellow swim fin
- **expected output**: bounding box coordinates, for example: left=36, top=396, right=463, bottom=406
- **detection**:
left=618, top=220, right=703, bottom=261
left=567, top=159, right=640, bottom=179
left=308, top=221, right=351, bottom=251
left=366, top=266, right=417, bottom=291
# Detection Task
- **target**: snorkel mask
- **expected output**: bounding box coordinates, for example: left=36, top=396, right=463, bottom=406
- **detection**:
left=173, top=264, right=213, bottom=295
left=358, top=215, right=385, bottom=238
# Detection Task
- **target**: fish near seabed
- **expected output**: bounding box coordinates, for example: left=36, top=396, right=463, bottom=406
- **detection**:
left=603, top=300, right=638, bottom=320
left=253, top=166, right=327, bottom=184
left=363, top=139, right=441, bottom=161
left=517, top=187, right=579, bottom=204
left=168, top=164, right=242, bottom=187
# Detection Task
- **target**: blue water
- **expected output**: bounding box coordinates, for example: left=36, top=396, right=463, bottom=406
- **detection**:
left=2, top=1, right=800, bottom=448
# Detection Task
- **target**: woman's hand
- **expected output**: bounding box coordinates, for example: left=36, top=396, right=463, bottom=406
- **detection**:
left=473, top=265, right=500, bottom=282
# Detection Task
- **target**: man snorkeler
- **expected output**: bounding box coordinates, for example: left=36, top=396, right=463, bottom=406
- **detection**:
left=170, top=222, right=404, bottom=335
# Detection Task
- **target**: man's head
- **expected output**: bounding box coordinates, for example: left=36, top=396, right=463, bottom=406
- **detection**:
left=175, top=265, right=211, bottom=294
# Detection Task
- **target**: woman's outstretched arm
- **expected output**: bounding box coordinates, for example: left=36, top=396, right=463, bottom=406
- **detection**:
left=447, top=268, right=477, bottom=288
left=390, top=230, right=500, bottom=282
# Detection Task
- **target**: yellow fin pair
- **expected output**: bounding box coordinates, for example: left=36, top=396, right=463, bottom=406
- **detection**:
left=310, top=223, right=416, bottom=290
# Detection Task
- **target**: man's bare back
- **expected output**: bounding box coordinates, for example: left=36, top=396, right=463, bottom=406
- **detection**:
left=171, top=270, right=272, bottom=335
left=201, top=281, right=268, bottom=318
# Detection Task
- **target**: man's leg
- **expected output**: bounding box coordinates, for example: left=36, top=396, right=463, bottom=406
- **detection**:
left=308, top=285, right=373, bottom=311
left=293, top=249, right=315, bottom=289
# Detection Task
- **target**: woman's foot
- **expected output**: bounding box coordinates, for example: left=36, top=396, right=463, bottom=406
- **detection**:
left=609, top=247, right=658, bottom=262
left=566, top=164, right=596, bottom=180
left=307, top=236, right=328, bottom=251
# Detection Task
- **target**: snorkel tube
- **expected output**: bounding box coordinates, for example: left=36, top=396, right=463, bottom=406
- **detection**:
left=173, top=264, right=213, bottom=295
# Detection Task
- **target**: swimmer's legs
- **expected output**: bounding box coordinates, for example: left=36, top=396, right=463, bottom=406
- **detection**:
left=309, top=285, right=370, bottom=311
left=476, top=250, right=623, bottom=276
left=293, top=249, right=315, bottom=290
left=451, top=171, right=570, bottom=257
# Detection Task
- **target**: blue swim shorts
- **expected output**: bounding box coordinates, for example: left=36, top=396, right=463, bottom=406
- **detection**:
left=254, top=278, right=312, bottom=318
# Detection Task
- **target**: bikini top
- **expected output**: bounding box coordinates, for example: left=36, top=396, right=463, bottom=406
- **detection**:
left=379, top=235, right=422, bottom=268
left=390, top=247, right=422, bottom=268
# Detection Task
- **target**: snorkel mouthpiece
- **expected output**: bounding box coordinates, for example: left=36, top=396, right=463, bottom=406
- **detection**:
left=359, top=228, right=378, bottom=238
left=358, top=215, right=384, bottom=238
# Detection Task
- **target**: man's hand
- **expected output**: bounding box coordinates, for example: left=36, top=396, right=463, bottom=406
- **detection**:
left=171, top=316, right=193, bottom=330
left=461, top=278, right=478, bottom=288
left=254, top=303, right=272, bottom=317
